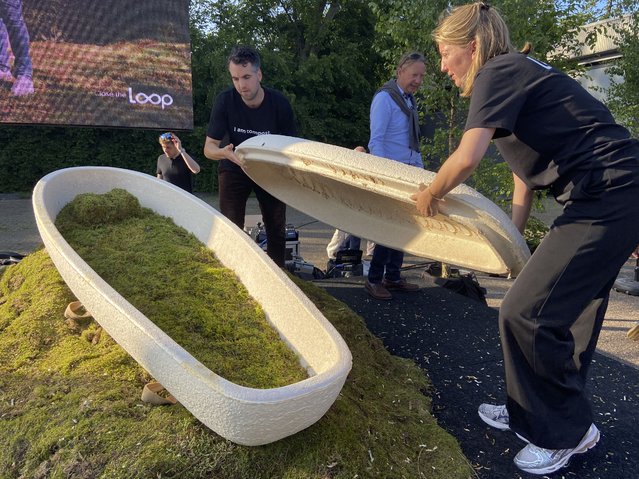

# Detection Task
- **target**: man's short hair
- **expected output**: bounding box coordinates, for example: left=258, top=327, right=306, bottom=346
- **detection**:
left=397, top=51, right=425, bottom=70
left=228, top=45, right=261, bottom=70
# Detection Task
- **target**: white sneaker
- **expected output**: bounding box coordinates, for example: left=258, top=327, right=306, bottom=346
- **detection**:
left=478, top=403, right=530, bottom=442
left=478, top=403, right=510, bottom=430
left=0, top=69, right=12, bottom=82
left=11, top=75, right=34, bottom=96
left=513, top=423, right=600, bottom=475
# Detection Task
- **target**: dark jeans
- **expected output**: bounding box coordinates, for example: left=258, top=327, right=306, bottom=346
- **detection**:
left=338, top=234, right=361, bottom=252
left=218, top=169, right=287, bottom=267
left=367, top=244, right=403, bottom=283
left=501, top=171, right=639, bottom=449
left=0, top=0, right=33, bottom=77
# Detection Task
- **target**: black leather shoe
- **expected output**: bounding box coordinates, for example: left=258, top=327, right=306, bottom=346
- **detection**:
left=382, top=278, right=419, bottom=292
left=365, top=280, right=392, bottom=300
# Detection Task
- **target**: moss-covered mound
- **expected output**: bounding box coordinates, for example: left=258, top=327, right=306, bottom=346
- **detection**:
left=58, top=188, right=144, bottom=227
left=0, top=250, right=473, bottom=478
left=54, top=190, right=307, bottom=389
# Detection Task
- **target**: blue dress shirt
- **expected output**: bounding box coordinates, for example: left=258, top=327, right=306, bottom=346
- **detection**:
left=368, top=87, right=423, bottom=167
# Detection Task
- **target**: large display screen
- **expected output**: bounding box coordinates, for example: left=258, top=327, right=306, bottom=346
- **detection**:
left=0, top=0, right=193, bottom=130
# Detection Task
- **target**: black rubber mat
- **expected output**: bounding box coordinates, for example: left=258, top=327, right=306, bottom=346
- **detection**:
left=316, top=272, right=639, bottom=479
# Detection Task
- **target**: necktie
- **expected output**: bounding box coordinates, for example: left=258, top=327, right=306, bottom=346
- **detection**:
left=403, top=93, right=414, bottom=109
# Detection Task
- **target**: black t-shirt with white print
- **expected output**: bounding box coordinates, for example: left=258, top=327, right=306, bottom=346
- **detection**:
left=206, top=86, right=297, bottom=173
left=466, top=52, right=639, bottom=200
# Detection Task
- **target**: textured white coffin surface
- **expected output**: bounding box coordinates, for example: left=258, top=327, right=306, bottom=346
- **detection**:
left=32, top=166, right=352, bottom=446
left=236, top=135, right=530, bottom=276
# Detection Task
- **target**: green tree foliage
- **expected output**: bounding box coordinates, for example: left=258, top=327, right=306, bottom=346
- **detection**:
left=605, top=11, right=639, bottom=136
left=191, top=0, right=378, bottom=148
left=1, top=0, right=635, bottom=201
left=372, top=0, right=604, bottom=208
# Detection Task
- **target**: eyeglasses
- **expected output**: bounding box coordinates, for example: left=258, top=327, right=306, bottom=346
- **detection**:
left=159, top=132, right=174, bottom=142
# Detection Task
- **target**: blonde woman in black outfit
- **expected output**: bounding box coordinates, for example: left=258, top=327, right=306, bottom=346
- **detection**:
left=412, top=2, right=639, bottom=475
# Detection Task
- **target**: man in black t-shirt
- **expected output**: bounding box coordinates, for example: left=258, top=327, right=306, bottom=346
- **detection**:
left=204, top=45, right=296, bottom=267
left=156, top=132, right=200, bottom=194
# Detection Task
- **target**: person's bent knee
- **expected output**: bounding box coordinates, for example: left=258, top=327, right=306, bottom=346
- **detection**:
left=499, top=292, right=522, bottom=331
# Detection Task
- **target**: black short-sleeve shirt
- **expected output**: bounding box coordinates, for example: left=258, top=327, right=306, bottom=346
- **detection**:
left=156, top=154, right=193, bottom=193
left=466, top=53, right=638, bottom=198
left=206, top=86, right=297, bottom=173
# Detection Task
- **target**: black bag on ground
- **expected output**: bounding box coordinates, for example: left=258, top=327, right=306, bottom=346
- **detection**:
left=0, top=252, right=25, bottom=266
left=436, top=272, right=487, bottom=305
left=326, top=249, right=363, bottom=278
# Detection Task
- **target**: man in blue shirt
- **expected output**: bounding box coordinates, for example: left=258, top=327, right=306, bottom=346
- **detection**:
left=365, top=52, right=425, bottom=300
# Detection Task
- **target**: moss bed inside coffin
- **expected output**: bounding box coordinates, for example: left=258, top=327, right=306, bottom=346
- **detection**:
left=55, top=188, right=308, bottom=389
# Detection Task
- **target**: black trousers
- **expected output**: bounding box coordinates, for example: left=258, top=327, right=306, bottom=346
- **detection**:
left=218, top=169, right=287, bottom=267
left=501, top=168, right=639, bottom=449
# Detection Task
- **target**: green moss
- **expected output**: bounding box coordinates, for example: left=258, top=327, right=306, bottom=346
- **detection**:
left=54, top=190, right=307, bottom=389
left=0, top=189, right=474, bottom=478
left=59, top=188, right=144, bottom=227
